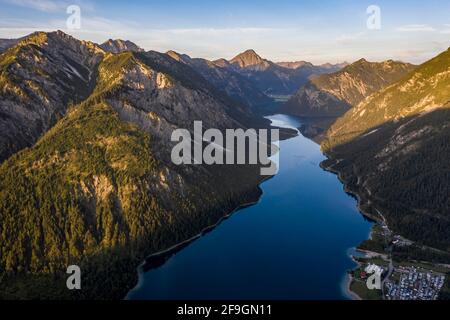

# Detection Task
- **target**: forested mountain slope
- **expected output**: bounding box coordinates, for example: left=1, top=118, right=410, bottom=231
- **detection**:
left=321, top=48, right=450, bottom=252
left=0, top=32, right=269, bottom=299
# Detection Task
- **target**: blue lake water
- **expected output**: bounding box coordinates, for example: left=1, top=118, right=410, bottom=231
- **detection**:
left=127, top=114, right=373, bottom=300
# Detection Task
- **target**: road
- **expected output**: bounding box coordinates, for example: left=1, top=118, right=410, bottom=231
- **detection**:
left=381, top=245, right=394, bottom=299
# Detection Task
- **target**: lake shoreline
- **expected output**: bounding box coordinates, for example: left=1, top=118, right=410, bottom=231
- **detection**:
left=138, top=130, right=299, bottom=264
left=320, top=154, right=383, bottom=301
left=139, top=177, right=271, bottom=265
left=319, top=158, right=383, bottom=224
left=129, top=123, right=298, bottom=295
left=344, top=273, right=363, bottom=300
left=129, top=115, right=373, bottom=300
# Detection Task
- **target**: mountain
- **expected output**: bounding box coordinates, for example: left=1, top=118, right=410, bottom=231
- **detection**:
left=226, top=49, right=341, bottom=96
left=230, top=49, right=271, bottom=70
left=166, top=50, right=191, bottom=63
left=282, top=59, right=416, bottom=118
left=212, top=58, right=233, bottom=68
left=321, top=48, right=450, bottom=253
left=0, top=30, right=104, bottom=162
left=277, top=61, right=313, bottom=69
left=320, top=62, right=349, bottom=71
left=276, top=61, right=347, bottom=72
left=166, top=50, right=273, bottom=111
left=100, top=39, right=144, bottom=53
left=0, top=38, right=19, bottom=53
left=0, top=31, right=270, bottom=299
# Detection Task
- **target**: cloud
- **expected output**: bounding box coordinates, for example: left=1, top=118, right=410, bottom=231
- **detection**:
left=1, top=0, right=94, bottom=13
left=165, top=27, right=277, bottom=36
left=0, top=15, right=281, bottom=59
left=0, top=10, right=446, bottom=65
left=336, top=32, right=365, bottom=44
left=440, top=24, right=450, bottom=34
left=396, top=24, right=436, bottom=32
left=2, top=0, right=66, bottom=12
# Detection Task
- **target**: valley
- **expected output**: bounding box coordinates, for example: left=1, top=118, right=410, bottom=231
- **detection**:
left=1, top=28, right=450, bottom=301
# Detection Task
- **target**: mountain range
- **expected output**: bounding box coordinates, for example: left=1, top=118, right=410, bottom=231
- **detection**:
left=0, top=31, right=272, bottom=299
left=321, top=47, right=450, bottom=254
left=225, top=49, right=345, bottom=96
left=282, top=58, right=416, bottom=118
left=164, top=48, right=347, bottom=112
left=165, top=50, right=273, bottom=111
left=2, top=29, right=450, bottom=300
left=99, top=39, right=145, bottom=54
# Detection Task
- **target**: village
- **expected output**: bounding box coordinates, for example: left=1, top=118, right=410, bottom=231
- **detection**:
left=384, top=266, right=446, bottom=300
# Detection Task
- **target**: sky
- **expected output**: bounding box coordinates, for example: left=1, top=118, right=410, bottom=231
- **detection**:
left=0, top=0, right=449, bottom=64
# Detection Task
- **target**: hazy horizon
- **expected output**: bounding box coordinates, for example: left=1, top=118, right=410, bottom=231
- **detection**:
left=1, top=0, right=450, bottom=64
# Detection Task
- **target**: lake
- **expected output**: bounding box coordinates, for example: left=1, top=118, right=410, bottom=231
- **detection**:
left=127, top=114, right=373, bottom=300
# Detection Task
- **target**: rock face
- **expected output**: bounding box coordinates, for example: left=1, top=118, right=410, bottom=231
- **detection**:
left=0, top=31, right=267, bottom=299
left=100, top=39, right=144, bottom=53
left=0, top=30, right=104, bottom=162
left=230, top=49, right=271, bottom=70
left=282, top=59, right=416, bottom=118
left=322, top=48, right=450, bottom=252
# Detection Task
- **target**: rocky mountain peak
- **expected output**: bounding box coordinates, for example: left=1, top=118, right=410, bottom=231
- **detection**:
left=213, top=58, right=231, bottom=68
left=100, top=39, right=144, bottom=53
left=16, top=31, right=48, bottom=47
left=321, top=62, right=350, bottom=70
left=277, top=61, right=313, bottom=69
left=355, top=58, right=368, bottom=64
left=230, top=49, right=267, bottom=68
left=166, top=50, right=192, bottom=63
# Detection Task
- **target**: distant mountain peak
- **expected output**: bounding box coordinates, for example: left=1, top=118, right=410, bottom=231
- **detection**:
left=354, top=58, right=369, bottom=64
left=213, top=58, right=232, bottom=68
left=277, top=61, right=313, bottom=69
left=282, top=57, right=416, bottom=118
left=344, top=58, right=415, bottom=73
left=100, top=39, right=144, bottom=53
left=320, top=62, right=349, bottom=69
left=166, top=50, right=191, bottom=63
left=166, top=50, right=180, bottom=57
left=240, top=49, right=260, bottom=57
left=230, top=49, right=267, bottom=68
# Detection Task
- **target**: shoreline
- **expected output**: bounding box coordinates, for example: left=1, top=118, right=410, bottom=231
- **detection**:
left=140, top=177, right=271, bottom=262
left=130, top=120, right=296, bottom=293
left=136, top=127, right=294, bottom=263
left=343, top=248, right=372, bottom=301
left=344, top=273, right=363, bottom=300
left=130, top=120, right=375, bottom=300
left=320, top=159, right=383, bottom=224
left=320, top=154, right=381, bottom=301
left=127, top=177, right=273, bottom=296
